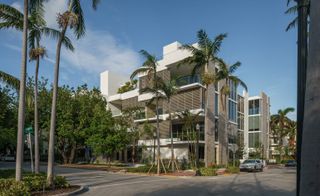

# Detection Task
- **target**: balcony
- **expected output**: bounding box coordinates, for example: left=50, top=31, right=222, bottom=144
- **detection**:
left=175, top=75, right=201, bottom=87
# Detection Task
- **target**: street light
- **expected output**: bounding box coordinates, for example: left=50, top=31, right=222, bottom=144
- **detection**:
left=195, top=123, right=201, bottom=176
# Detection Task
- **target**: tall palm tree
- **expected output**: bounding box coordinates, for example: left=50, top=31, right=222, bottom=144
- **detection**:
left=158, top=79, right=178, bottom=172
left=180, top=29, right=227, bottom=167
left=285, top=0, right=310, bottom=31
left=300, top=1, right=320, bottom=193
left=47, top=0, right=100, bottom=185
left=270, top=107, right=295, bottom=161
left=16, top=0, right=28, bottom=182
left=214, top=58, right=247, bottom=165
left=130, top=50, right=162, bottom=175
left=0, top=2, right=74, bottom=174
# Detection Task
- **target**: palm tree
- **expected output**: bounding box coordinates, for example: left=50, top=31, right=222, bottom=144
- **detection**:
left=14, top=0, right=28, bottom=182
left=180, top=29, right=227, bottom=167
left=285, top=0, right=310, bottom=31
left=270, top=107, right=295, bottom=161
left=176, top=110, right=203, bottom=169
left=47, top=0, right=100, bottom=185
left=0, top=2, right=74, bottom=174
left=130, top=50, right=163, bottom=175
left=0, top=71, right=20, bottom=90
left=157, top=79, right=178, bottom=172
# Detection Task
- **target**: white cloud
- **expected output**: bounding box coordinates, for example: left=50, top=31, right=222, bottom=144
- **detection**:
left=60, top=30, right=141, bottom=76
left=11, top=2, right=22, bottom=12
left=43, top=0, right=67, bottom=28
left=4, top=43, right=20, bottom=52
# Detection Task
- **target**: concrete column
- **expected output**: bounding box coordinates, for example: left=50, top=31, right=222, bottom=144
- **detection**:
left=300, top=0, right=320, bottom=195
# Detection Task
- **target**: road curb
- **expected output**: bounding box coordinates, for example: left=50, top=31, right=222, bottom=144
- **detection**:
left=54, top=185, right=88, bottom=196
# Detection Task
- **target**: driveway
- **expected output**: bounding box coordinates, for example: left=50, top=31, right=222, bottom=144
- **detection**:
left=0, top=162, right=296, bottom=196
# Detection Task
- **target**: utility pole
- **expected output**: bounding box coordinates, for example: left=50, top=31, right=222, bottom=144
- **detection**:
left=295, top=0, right=308, bottom=195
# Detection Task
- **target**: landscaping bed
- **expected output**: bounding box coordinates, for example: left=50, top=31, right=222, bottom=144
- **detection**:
left=0, top=169, right=77, bottom=196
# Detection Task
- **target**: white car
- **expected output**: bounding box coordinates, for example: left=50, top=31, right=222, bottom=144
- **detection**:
left=239, top=159, right=264, bottom=172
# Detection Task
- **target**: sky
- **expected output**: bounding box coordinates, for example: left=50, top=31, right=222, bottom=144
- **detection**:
left=0, top=0, right=297, bottom=119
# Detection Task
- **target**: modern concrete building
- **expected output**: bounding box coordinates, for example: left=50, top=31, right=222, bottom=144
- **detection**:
left=100, top=41, right=270, bottom=164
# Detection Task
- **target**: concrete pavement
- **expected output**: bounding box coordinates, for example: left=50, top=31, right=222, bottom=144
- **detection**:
left=0, top=162, right=296, bottom=196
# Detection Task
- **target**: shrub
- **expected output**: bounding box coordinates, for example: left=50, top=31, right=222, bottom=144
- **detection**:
left=54, top=176, right=69, bottom=188
left=199, top=167, right=217, bottom=176
left=0, top=179, right=30, bottom=196
left=226, top=166, right=240, bottom=174
left=23, top=174, right=47, bottom=191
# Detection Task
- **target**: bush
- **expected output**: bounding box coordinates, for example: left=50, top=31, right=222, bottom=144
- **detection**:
left=0, top=179, right=30, bottom=196
left=226, top=166, right=240, bottom=174
left=54, top=176, right=69, bottom=188
left=199, top=167, right=217, bottom=176
left=23, top=174, right=47, bottom=191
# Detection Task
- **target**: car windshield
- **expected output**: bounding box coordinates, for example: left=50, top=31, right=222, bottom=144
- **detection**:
left=243, top=160, right=255, bottom=164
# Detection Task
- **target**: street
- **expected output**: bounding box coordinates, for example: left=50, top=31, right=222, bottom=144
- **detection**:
left=0, top=162, right=295, bottom=196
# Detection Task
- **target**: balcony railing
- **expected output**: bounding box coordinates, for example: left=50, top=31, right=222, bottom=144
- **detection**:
left=175, top=75, right=201, bottom=87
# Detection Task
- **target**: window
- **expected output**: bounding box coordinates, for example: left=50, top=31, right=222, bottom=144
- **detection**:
left=249, top=99, right=260, bottom=115
left=237, top=113, right=244, bottom=130
left=249, top=132, right=261, bottom=148
left=237, top=95, right=244, bottom=113
left=228, top=100, right=237, bottom=122
left=215, top=93, right=219, bottom=116
left=229, top=80, right=237, bottom=101
left=215, top=119, right=218, bottom=142
left=249, top=116, right=260, bottom=131
left=175, top=74, right=201, bottom=86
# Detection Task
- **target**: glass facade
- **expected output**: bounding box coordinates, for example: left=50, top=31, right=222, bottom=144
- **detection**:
left=249, top=132, right=260, bottom=148
left=249, top=116, right=260, bottom=131
left=249, top=99, right=260, bottom=115
left=215, top=93, right=219, bottom=116
left=172, top=123, right=204, bottom=141
left=228, top=81, right=237, bottom=122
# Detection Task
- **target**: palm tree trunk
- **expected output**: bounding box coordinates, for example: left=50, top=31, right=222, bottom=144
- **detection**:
left=204, top=62, right=216, bottom=167
left=34, top=54, right=40, bottom=174
left=300, top=1, right=320, bottom=194
left=47, top=26, right=67, bottom=185
left=156, top=97, right=161, bottom=175
left=169, top=102, right=174, bottom=172
left=16, top=0, right=28, bottom=181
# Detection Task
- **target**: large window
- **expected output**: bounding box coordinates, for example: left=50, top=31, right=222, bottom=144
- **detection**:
left=228, top=100, right=237, bottom=122
left=249, top=132, right=261, bottom=148
left=172, top=123, right=204, bottom=141
left=229, top=80, right=237, bottom=100
left=249, top=116, right=260, bottom=131
left=249, top=99, right=260, bottom=115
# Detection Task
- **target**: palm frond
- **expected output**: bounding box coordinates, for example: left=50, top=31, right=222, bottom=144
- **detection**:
left=28, top=29, right=41, bottom=49
left=41, top=27, right=74, bottom=51
left=229, top=61, right=241, bottom=74
left=197, top=29, right=212, bottom=50
left=0, top=21, right=23, bottom=31
left=285, top=5, right=298, bottom=15
left=0, top=4, right=24, bottom=21
left=130, top=66, right=152, bottom=80
left=283, top=107, right=295, bottom=115
left=212, top=33, right=227, bottom=55
left=286, top=17, right=298, bottom=32
left=92, top=0, right=101, bottom=10
left=71, top=0, right=85, bottom=39
left=0, top=70, right=20, bottom=90
left=229, top=75, right=247, bottom=91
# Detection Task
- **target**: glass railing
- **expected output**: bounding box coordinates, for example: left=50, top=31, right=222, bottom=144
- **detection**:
left=175, top=75, right=201, bottom=87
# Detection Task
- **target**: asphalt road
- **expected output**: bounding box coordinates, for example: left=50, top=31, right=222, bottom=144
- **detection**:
left=0, top=162, right=296, bottom=196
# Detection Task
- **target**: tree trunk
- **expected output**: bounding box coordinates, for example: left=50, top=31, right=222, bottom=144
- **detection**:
left=218, top=91, right=228, bottom=166
left=300, top=0, right=320, bottom=194
left=204, top=62, right=216, bottom=167
left=69, top=143, right=76, bottom=164
left=132, top=142, right=135, bottom=164
left=156, top=97, right=161, bottom=175
left=169, top=102, right=174, bottom=172
left=34, top=54, right=40, bottom=174
left=47, top=26, right=67, bottom=186
left=16, top=0, right=28, bottom=181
